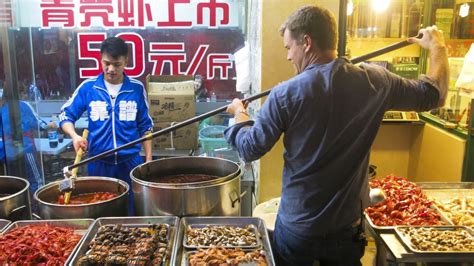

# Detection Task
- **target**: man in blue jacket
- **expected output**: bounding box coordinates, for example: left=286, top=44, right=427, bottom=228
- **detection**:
left=225, top=5, right=448, bottom=266
left=60, top=37, right=153, bottom=213
left=0, top=89, right=56, bottom=193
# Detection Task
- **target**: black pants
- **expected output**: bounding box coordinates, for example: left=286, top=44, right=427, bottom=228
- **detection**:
left=271, top=217, right=367, bottom=266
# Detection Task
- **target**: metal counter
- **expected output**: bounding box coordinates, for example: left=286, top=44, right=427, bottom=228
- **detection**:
left=367, top=182, right=474, bottom=265
left=366, top=220, right=474, bottom=265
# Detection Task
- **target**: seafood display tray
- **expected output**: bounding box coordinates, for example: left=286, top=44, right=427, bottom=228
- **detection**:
left=1, top=219, right=94, bottom=262
left=183, top=223, right=260, bottom=249
left=365, top=205, right=453, bottom=232
left=67, top=216, right=180, bottom=266
left=394, top=226, right=474, bottom=254
left=175, top=216, right=275, bottom=266
left=184, top=248, right=269, bottom=266
left=0, top=219, right=10, bottom=233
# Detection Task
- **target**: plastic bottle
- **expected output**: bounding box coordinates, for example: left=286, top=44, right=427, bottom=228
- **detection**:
left=210, top=92, right=217, bottom=102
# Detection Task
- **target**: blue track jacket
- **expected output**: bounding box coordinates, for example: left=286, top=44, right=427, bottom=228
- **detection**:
left=59, top=73, right=153, bottom=164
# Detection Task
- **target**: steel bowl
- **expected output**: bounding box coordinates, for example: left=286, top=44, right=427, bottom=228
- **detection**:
left=34, top=176, right=129, bottom=219
left=131, top=156, right=243, bottom=216
left=0, top=176, right=31, bottom=221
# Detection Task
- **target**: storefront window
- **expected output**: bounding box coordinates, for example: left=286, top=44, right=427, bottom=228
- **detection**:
left=0, top=0, right=249, bottom=186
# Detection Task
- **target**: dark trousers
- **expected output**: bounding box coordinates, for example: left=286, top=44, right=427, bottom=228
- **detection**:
left=271, top=217, right=367, bottom=266
left=88, top=153, right=143, bottom=215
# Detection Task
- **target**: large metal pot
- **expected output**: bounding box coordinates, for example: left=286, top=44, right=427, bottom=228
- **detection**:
left=131, top=157, right=242, bottom=216
left=0, top=176, right=31, bottom=221
left=34, top=176, right=129, bottom=219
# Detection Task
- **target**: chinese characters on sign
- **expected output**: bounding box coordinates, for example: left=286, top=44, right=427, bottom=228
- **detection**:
left=40, top=0, right=232, bottom=29
left=31, top=0, right=244, bottom=98
left=77, top=32, right=234, bottom=79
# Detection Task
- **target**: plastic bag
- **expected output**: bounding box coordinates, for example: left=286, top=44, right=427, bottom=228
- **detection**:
left=457, top=43, right=474, bottom=98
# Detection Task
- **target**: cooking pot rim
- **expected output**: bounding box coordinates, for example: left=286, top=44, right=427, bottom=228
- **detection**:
left=133, top=169, right=242, bottom=189
left=131, top=156, right=242, bottom=187
left=0, top=176, right=30, bottom=201
left=34, top=176, right=129, bottom=207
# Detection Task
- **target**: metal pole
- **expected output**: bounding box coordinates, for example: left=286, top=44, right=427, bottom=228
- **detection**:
left=65, top=37, right=418, bottom=171
left=338, top=0, right=348, bottom=58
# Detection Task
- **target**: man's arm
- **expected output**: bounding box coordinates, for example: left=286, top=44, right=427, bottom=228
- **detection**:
left=408, top=25, right=449, bottom=107
left=142, top=131, right=152, bottom=162
left=135, top=84, right=153, bottom=162
left=62, top=122, right=87, bottom=152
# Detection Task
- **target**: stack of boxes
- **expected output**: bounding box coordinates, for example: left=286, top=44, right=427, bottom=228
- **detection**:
left=146, top=75, right=198, bottom=150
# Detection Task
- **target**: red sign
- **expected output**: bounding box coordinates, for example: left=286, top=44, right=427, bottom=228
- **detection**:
left=77, top=32, right=234, bottom=81
left=39, top=0, right=235, bottom=29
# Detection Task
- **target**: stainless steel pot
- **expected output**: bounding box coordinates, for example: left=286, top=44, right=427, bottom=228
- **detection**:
left=131, top=157, right=243, bottom=216
left=0, top=176, right=31, bottom=221
left=34, top=176, right=129, bottom=219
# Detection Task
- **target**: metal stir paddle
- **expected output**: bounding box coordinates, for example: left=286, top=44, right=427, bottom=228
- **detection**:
left=58, top=36, right=420, bottom=193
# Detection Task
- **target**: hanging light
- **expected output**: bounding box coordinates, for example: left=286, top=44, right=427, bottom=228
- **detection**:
left=372, top=0, right=390, bottom=13
left=347, top=0, right=354, bottom=16
left=459, top=3, right=470, bottom=18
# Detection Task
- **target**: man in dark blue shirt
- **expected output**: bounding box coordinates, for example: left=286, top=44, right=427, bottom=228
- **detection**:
left=225, top=5, right=448, bottom=266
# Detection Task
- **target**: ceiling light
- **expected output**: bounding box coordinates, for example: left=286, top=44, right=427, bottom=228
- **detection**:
left=372, top=0, right=390, bottom=13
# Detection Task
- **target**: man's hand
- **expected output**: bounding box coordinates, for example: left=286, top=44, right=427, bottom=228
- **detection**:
left=226, top=98, right=247, bottom=116
left=72, top=134, right=88, bottom=153
left=408, top=25, right=446, bottom=52
left=409, top=25, right=448, bottom=107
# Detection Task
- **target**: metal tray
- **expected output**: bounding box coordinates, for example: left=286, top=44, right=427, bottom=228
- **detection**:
left=67, top=216, right=179, bottom=266
left=424, top=188, right=474, bottom=202
left=184, top=248, right=271, bottom=266
left=1, top=219, right=94, bottom=263
left=365, top=204, right=453, bottom=232
left=183, top=223, right=260, bottom=249
left=394, top=226, right=474, bottom=254
left=417, top=182, right=474, bottom=190
left=174, top=217, right=275, bottom=266
left=0, top=219, right=10, bottom=233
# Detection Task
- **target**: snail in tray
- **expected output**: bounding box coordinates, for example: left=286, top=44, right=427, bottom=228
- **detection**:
left=399, top=227, right=474, bottom=252
left=77, top=223, right=169, bottom=266
left=186, top=225, right=258, bottom=247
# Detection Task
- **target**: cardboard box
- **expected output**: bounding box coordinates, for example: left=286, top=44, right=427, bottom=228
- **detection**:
left=146, top=75, right=196, bottom=122
left=152, top=122, right=198, bottom=150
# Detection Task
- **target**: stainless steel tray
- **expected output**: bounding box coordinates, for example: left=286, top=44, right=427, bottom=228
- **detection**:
left=417, top=182, right=474, bottom=190
left=184, top=248, right=271, bottom=266
left=424, top=188, right=474, bottom=202
left=1, top=219, right=94, bottom=263
left=174, top=217, right=275, bottom=266
left=67, top=216, right=179, bottom=266
left=183, top=223, right=260, bottom=249
left=365, top=204, right=453, bottom=232
left=0, top=219, right=10, bottom=233
left=394, top=226, right=474, bottom=254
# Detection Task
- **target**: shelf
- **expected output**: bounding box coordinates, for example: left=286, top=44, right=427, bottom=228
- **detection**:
left=419, top=112, right=468, bottom=138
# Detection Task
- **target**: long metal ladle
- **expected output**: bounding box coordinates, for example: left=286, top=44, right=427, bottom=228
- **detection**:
left=60, top=36, right=421, bottom=187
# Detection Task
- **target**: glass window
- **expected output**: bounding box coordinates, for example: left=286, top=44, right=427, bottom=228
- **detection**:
left=0, top=0, right=249, bottom=188
left=421, top=0, right=474, bottom=133
left=346, top=0, right=474, bottom=132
